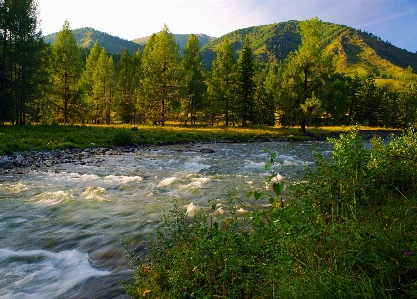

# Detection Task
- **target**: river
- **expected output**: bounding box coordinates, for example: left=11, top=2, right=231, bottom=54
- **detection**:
left=0, top=141, right=333, bottom=298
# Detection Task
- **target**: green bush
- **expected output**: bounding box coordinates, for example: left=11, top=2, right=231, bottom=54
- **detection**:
left=112, top=129, right=135, bottom=146
left=124, top=128, right=417, bottom=298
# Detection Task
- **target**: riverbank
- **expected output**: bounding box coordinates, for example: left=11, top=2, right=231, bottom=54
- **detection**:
left=0, top=124, right=400, bottom=171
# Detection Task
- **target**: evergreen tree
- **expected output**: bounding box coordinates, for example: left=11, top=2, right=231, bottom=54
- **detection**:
left=116, top=49, right=139, bottom=123
left=182, top=34, right=205, bottom=124
left=0, top=0, right=45, bottom=124
left=398, top=66, right=417, bottom=128
left=356, top=72, right=379, bottom=126
left=51, top=20, right=83, bottom=123
left=237, top=37, right=255, bottom=125
left=278, top=17, right=334, bottom=131
left=207, top=37, right=236, bottom=126
left=140, top=25, right=181, bottom=126
left=91, top=49, right=115, bottom=124
left=79, top=41, right=103, bottom=122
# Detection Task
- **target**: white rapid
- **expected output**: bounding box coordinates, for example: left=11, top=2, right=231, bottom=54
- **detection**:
left=0, top=141, right=332, bottom=298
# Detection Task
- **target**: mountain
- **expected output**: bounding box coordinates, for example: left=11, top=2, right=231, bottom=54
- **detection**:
left=44, top=28, right=214, bottom=55
left=132, top=33, right=215, bottom=52
left=201, top=20, right=417, bottom=76
left=43, top=22, right=417, bottom=78
left=44, top=27, right=144, bottom=54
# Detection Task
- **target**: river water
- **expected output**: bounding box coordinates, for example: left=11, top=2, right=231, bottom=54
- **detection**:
left=0, top=141, right=332, bottom=298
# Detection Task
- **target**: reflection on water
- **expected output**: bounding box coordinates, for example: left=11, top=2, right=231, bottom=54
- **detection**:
left=0, top=141, right=332, bottom=298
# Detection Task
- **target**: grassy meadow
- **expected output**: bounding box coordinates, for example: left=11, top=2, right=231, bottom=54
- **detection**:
left=0, top=123, right=399, bottom=155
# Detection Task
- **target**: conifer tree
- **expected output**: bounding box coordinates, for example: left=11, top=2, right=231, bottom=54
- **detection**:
left=116, top=49, right=139, bottom=123
left=237, top=37, right=255, bottom=125
left=0, top=0, right=45, bottom=124
left=182, top=34, right=205, bottom=124
left=140, top=25, right=181, bottom=126
left=91, top=49, right=115, bottom=124
left=79, top=41, right=103, bottom=122
left=398, top=66, right=417, bottom=128
left=51, top=20, right=83, bottom=123
left=207, top=38, right=236, bottom=126
left=278, top=17, right=334, bottom=131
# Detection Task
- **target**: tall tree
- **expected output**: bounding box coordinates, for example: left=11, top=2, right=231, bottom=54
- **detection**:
left=278, top=17, right=334, bottom=131
left=398, top=66, right=417, bottom=128
left=140, top=25, right=181, bottom=126
left=51, top=20, right=83, bottom=123
left=91, top=49, right=115, bottom=124
left=207, top=37, right=236, bottom=126
left=237, top=37, right=255, bottom=125
left=79, top=41, right=103, bottom=122
left=182, top=34, right=205, bottom=124
left=115, top=48, right=140, bottom=123
left=0, top=0, right=45, bottom=125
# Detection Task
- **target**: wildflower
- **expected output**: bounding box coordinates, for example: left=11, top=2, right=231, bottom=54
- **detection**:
left=405, top=251, right=414, bottom=257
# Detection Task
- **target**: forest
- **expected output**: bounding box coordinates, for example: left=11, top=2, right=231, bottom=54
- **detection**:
left=1, top=1, right=417, bottom=131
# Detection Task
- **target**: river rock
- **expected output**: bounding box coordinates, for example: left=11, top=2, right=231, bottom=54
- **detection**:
left=200, top=148, right=215, bottom=153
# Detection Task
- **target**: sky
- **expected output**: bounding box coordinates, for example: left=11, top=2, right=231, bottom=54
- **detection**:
left=37, top=0, right=417, bottom=53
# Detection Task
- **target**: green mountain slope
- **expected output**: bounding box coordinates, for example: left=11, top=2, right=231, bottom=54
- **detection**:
left=201, top=21, right=417, bottom=76
left=44, top=27, right=144, bottom=54
left=132, top=33, right=215, bottom=52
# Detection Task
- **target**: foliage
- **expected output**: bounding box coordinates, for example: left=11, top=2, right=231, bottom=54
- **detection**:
left=181, top=34, right=206, bottom=125
left=207, top=38, right=237, bottom=126
left=140, top=25, right=181, bottom=126
left=237, top=37, right=256, bottom=125
left=112, top=128, right=135, bottom=146
left=125, top=128, right=417, bottom=298
left=278, top=17, right=335, bottom=132
left=50, top=20, right=83, bottom=124
left=0, top=0, right=45, bottom=125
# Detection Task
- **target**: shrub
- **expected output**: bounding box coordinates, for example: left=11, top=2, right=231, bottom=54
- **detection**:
left=112, top=129, right=135, bottom=146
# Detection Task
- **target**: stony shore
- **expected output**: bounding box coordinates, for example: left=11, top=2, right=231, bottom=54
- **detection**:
left=0, top=129, right=399, bottom=173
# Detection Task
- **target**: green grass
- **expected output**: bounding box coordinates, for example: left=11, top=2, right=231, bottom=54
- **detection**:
left=1, top=123, right=389, bottom=155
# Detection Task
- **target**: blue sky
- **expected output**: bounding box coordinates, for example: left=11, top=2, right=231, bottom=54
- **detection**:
left=37, top=0, right=417, bottom=53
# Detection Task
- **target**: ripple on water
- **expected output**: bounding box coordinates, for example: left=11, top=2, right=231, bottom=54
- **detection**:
left=30, top=191, right=73, bottom=206
left=0, top=182, right=28, bottom=194
left=0, top=248, right=109, bottom=299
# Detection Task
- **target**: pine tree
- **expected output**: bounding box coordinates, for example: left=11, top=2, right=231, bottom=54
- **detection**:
left=182, top=34, right=205, bottom=124
left=0, top=0, right=45, bottom=124
left=398, top=66, right=417, bottom=128
left=51, top=20, right=83, bottom=123
left=140, top=25, right=181, bottom=126
left=91, top=49, right=115, bottom=124
left=207, top=38, right=236, bottom=126
left=278, top=17, right=334, bottom=131
left=116, top=49, right=138, bottom=123
left=79, top=41, right=103, bottom=122
left=237, top=37, right=255, bottom=125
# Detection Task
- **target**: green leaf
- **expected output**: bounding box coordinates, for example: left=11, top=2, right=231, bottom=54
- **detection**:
left=265, top=162, right=273, bottom=171
left=273, top=182, right=285, bottom=197
left=269, top=197, right=276, bottom=205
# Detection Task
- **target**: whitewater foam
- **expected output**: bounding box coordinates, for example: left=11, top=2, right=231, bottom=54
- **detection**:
left=0, top=248, right=109, bottom=299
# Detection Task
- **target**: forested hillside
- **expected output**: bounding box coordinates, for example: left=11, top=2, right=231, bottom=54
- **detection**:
left=45, top=27, right=144, bottom=54
left=201, top=21, right=417, bottom=73
left=133, top=33, right=214, bottom=53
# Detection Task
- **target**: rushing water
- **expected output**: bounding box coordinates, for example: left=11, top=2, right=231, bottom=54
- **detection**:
left=0, top=141, right=332, bottom=299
